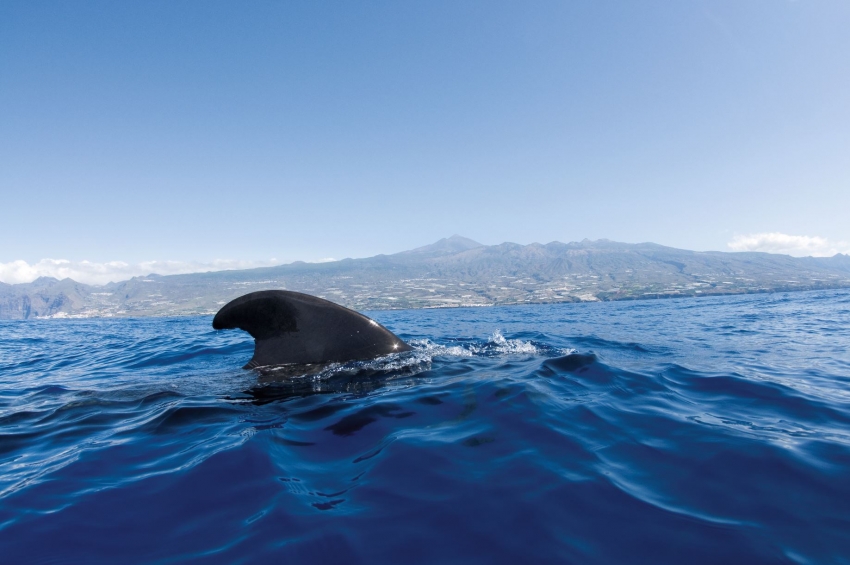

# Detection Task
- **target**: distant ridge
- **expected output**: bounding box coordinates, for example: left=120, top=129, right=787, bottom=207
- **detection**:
left=2, top=237, right=850, bottom=319
left=400, top=235, right=483, bottom=257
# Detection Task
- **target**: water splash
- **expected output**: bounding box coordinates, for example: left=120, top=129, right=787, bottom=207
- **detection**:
left=408, top=329, right=572, bottom=359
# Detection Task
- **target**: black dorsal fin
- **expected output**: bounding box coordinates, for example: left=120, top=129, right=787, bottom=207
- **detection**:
left=213, top=290, right=412, bottom=369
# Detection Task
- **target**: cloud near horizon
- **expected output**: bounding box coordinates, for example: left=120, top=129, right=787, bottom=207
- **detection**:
left=727, top=232, right=849, bottom=257
left=0, top=257, right=336, bottom=286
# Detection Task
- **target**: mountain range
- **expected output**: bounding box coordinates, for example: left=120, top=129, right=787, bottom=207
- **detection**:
left=2, top=236, right=850, bottom=320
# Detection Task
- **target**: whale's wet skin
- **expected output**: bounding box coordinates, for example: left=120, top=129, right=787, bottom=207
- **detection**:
left=212, top=290, right=413, bottom=369
left=1, top=290, right=850, bottom=564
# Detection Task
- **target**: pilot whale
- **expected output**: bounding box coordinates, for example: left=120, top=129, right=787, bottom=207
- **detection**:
left=213, top=290, right=412, bottom=369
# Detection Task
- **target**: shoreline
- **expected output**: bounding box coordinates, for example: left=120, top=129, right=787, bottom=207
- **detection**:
left=6, top=284, right=849, bottom=321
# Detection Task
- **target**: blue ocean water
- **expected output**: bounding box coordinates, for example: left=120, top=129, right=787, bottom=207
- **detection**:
left=1, top=290, right=849, bottom=564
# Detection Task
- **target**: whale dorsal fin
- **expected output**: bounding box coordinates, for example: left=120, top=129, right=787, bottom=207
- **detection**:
left=213, top=290, right=411, bottom=369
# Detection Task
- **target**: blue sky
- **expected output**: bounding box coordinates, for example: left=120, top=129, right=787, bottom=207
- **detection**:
left=1, top=1, right=848, bottom=283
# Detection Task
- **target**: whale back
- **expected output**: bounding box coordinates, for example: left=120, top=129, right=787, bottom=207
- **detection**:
left=212, top=290, right=412, bottom=369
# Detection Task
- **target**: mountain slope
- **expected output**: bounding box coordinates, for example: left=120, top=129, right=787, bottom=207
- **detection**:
left=2, top=238, right=849, bottom=319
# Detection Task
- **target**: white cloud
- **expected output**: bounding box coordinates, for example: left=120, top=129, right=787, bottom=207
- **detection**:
left=728, top=232, right=849, bottom=257
left=0, top=258, right=293, bottom=286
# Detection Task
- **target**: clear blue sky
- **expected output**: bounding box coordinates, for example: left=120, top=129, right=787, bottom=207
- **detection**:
left=2, top=0, right=848, bottom=266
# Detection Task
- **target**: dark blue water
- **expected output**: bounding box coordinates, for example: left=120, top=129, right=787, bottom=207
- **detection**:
left=2, top=290, right=849, bottom=564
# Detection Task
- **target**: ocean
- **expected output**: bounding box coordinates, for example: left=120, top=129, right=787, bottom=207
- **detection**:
left=1, top=289, right=849, bottom=564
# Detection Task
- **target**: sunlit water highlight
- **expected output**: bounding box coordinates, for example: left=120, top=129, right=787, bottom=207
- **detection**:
left=1, top=290, right=849, bottom=564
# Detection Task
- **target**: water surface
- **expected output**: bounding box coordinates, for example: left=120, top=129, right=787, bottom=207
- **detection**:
left=1, top=290, right=849, bottom=564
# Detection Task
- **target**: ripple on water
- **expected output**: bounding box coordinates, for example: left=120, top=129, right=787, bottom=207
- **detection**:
left=1, top=290, right=849, bottom=563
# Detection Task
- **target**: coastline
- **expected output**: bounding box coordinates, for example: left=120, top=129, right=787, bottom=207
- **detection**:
left=7, top=283, right=849, bottom=321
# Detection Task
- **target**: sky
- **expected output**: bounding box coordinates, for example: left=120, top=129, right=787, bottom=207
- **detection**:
left=1, top=1, right=849, bottom=284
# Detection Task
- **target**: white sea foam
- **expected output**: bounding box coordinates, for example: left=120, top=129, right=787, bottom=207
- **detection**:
left=410, top=330, right=560, bottom=358
left=258, top=330, right=571, bottom=383
left=257, top=349, right=434, bottom=383
left=487, top=329, right=540, bottom=354
left=407, top=339, right=475, bottom=358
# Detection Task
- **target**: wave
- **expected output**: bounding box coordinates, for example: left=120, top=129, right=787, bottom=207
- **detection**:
left=2, top=290, right=850, bottom=563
